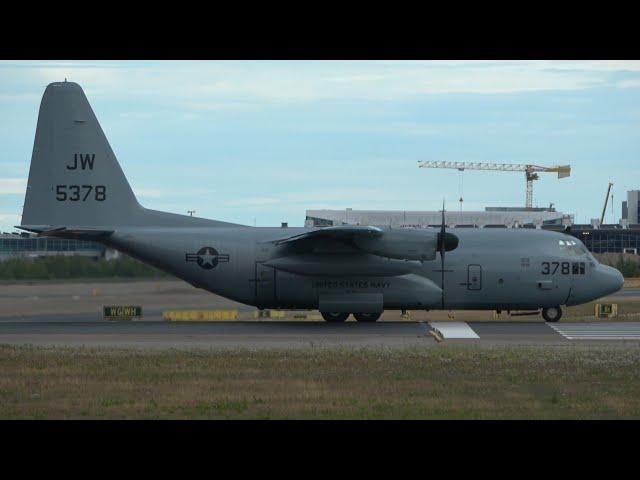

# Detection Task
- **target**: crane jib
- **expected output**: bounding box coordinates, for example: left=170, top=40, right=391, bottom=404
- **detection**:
left=418, top=161, right=571, bottom=209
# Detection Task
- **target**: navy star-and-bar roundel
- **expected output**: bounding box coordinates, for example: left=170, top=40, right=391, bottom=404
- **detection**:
left=185, top=246, right=230, bottom=270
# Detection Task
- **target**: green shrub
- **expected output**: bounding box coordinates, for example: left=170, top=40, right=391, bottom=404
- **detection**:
left=615, top=255, right=640, bottom=278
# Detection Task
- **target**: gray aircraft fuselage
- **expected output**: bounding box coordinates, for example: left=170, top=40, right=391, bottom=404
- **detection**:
left=107, top=224, right=622, bottom=312
left=18, top=81, right=624, bottom=321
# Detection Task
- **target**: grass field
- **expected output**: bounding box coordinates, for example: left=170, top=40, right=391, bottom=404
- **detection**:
left=1, top=344, right=640, bottom=419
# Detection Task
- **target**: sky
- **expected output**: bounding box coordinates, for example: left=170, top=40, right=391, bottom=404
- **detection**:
left=1, top=60, right=640, bottom=230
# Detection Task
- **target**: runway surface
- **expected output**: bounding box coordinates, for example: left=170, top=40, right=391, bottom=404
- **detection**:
left=548, top=322, right=640, bottom=340
left=2, top=319, right=640, bottom=349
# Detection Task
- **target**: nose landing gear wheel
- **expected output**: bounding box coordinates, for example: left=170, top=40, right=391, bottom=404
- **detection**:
left=353, top=312, right=382, bottom=322
left=321, top=312, right=350, bottom=322
left=542, top=306, right=562, bottom=322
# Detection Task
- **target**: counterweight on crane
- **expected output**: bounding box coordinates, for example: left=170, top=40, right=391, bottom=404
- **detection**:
left=417, top=161, right=571, bottom=208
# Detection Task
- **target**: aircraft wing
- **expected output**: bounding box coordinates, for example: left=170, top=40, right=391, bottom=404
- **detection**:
left=272, top=225, right=441, bottom=262
left=272, top=225, right=384, bottom=245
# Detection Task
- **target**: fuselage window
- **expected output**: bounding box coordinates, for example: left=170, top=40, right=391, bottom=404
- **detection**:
left=571, top=262, right=586, bottom=275
left=559, top=238, right=589, bottom=257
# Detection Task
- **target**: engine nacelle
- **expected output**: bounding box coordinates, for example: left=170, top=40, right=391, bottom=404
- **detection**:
left=353, top=229, right=438, bottom=261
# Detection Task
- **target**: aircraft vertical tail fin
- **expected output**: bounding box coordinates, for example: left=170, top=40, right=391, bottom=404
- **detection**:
left=21, top=81, right=142, bottom=229
left=19, top=81, right=244, bottom=232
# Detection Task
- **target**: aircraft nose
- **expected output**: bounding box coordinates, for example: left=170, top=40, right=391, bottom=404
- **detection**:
left=568, top=264, right=625, bottom=306
left=598, top=265, right=624, bottom=297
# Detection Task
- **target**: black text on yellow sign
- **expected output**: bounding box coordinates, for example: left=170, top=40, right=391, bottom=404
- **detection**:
left=103, top=305, right=143, bottom=319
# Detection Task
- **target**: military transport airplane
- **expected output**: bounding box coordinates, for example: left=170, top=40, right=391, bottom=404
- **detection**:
left=17, top=82, right=624, bottom=322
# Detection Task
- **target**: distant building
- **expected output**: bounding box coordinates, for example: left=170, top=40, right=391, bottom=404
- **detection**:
left=305, top=207, right=573, bottom=229
left=627, top=190, right=640, bottom=224
left=554, top=225, right=640, bottom=255
left=0, top=232, right=113, bottom=261
left=305, top=207, right=639, bottom=255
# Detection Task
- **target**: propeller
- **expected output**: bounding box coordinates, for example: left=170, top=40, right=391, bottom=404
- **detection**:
left=438, top=201, right=446, bottom=308
left=436, top=200, right=459, bottom=309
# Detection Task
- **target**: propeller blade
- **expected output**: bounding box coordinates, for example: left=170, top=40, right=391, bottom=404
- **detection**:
left=436, top=200, right=460, bottom=309
left=440, top=200, right=445, bottom=308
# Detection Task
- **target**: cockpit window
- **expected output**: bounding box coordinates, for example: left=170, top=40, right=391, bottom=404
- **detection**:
left=558, top=238, right=586, bottom=257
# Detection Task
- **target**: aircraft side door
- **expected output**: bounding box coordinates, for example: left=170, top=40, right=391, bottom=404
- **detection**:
left=467, top=264, right=482, bottom=290
left=254, top=242, right=276, bottom=308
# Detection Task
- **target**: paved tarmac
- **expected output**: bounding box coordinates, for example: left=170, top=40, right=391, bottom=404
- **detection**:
left=0, top=320, right=434, bottom=349
left=1, top=319, right=640, bottom=349
left=1, top=281, right=638, bottom=349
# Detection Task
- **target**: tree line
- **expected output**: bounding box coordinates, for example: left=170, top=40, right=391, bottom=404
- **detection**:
left=611, top=256, right=640, bottom=278
left=0, top=255, right=170, bottom=280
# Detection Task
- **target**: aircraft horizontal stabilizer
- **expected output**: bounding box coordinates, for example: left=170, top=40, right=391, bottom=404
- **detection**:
left=16, top=225, right=114, bottom=239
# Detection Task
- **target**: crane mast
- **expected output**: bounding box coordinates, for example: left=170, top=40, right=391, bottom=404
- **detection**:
left=417, top=161, right=571, bottom=209
left=600, top=182, right=613, bottom=226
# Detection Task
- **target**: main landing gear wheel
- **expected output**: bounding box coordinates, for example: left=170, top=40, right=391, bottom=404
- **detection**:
left=542, top=306, right=562, bottom=323
left=321, top=312, right=350, bottom=322
left=353, top=312, right=382, bottom=322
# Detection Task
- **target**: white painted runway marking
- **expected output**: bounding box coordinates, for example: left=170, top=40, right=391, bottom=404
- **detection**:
left=549, top=322, right=640, bottom=340
left=429, top=322, right=479, bottom=339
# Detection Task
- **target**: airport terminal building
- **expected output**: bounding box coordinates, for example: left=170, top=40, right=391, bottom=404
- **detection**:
left=562, top=225, right=640, bottom=255
left=305, top=207, right=573, bottom=229
left=0, top=232, right=109, bottom=261
left=305, top=207, right=640, bottom=255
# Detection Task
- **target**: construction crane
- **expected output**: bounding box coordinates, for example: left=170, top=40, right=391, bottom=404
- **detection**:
left=600, top=182, right=613, bottom=226
left=417, top=161, right=571, bottom=209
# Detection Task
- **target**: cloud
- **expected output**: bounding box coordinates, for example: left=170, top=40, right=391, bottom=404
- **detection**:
left=0, top=93, right=41, bottom=102
left=134, top=187, right=164, bottom=198
left=616, top=79, right=640, bottom=89
left=0, top=178, right=26, bottom=195
left=537, top=60, right=640, bottom=72
left=220, top=187, right=394, bottom=209
left=183, top=101, right=256, bottom=111
left=4, top=60, right=640, bottom=109
left=222, top=197, right=283, bottom=207
left=0, top=61, right=133, bottom=69
left=0, top=213, right=21, bottom=226
left=119, top=111, right=155, bottom=119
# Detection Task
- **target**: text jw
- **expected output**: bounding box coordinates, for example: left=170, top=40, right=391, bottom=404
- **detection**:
left=67, top=153, right=95, bottom=170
